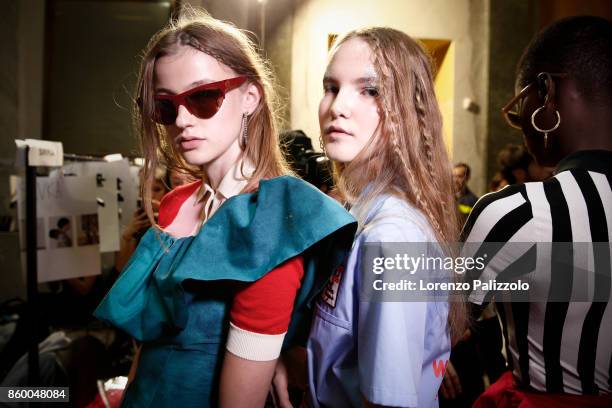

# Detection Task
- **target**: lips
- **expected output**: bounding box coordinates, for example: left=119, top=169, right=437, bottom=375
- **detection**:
left=177, top=137, right=204, bottom=150
left=325, top=124, right=352, bottom=138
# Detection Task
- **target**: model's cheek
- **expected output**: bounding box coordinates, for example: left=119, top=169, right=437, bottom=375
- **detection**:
left=319, top=97, right=332, bottom=124
left=368, top=104, right=381, bottom=122
left=354, top=101, right=379, bottom=126
left=224, top=91, right=245, bottom=117
left=362, top=109, right=381, bottom=138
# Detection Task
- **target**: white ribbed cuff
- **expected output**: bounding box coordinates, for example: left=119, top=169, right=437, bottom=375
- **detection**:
left=226, top=322, right=286, bottom=361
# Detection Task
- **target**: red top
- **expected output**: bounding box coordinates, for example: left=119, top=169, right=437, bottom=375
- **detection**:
left=158, top=181, right=304, bottom=360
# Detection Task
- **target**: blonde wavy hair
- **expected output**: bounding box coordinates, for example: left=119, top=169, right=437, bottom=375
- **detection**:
left=328, top=27, right=467, bottom=342
left=134, top=6, right=289, bottom=226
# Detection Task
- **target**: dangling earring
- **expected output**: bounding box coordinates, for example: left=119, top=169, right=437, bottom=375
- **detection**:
left=319, top=136, right=326, bottom=155
left=241, top=113, right=249, bottom=148
left=531, top=106, right=560, bottom=149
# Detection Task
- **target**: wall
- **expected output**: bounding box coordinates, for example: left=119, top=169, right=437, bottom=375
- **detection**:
left=185, top=0, right=249, bottom=29
left=17, top=0, right=46, bottom=146
left=0, top=0, right=45, bottom=213
left=486, top=1, right=538, bottom=183
left=258, top=0, right=295, bottom=128
left=44, top=1, right=172, bottom=155
left=538, top=0, right=612, bottom=28
left=0, top=0, right=19, bottom=161
left=0, top=0, right=22, bottom=214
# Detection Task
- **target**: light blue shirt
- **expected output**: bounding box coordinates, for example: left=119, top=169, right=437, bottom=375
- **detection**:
left=307, top=194, right=450, bottom=407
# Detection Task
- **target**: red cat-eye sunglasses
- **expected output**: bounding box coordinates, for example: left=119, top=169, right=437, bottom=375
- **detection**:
left=145, top=76, right=247, bottom=125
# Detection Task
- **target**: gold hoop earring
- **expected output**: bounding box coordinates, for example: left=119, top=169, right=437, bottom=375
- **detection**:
left=241, top=113, right=248, bottom=148
left=531, top=106, right=560, bottom=149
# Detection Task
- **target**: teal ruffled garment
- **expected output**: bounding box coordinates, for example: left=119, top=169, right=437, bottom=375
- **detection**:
left=94, top=176, right=357, bottom=407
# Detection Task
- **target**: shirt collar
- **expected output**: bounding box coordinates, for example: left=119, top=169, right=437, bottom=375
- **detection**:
left=197, top=158, right=256, bottom=202
left=554, top=149, right=612, bottom=175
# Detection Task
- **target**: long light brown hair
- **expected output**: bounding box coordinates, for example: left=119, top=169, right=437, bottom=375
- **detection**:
left=329, top=27, right=467, bottom=343
left=135, top=6, right=288, bottom=226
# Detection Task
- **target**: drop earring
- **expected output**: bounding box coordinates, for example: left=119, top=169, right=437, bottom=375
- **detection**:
left=531, top=106, right=560, bottom=149
left=241, top=113, right=249, bottom=148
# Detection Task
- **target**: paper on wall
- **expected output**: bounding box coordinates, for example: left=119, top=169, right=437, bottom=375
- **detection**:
left=15, top=139, right=64, bottom=167
left=53, top=159, right=137, bottom=252
left=16, top=175, right=101, bottom=282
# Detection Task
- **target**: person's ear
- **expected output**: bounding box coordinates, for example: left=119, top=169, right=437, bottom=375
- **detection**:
left=242, top=82, right=261, bottom=115
left=537, top=72, right=557, bottom=110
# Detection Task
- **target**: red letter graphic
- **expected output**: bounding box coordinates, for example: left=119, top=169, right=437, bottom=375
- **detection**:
left=432, top=359, right=448, bottom=378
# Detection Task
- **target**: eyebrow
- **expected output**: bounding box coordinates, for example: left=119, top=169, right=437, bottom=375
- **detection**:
left=322, top=75, right=378, bottom=85
left=155, top=78, right=218, bottom=94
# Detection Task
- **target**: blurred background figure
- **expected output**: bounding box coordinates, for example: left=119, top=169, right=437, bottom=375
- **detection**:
left=497, top=143, right=554, bottom=185
left=453, top=162, right=479, bottom=222
left=115, top=167, right=170, bottom=273
left=489, top=172, right=509, bottom=192
left=497, top=143, right=532, bottom=184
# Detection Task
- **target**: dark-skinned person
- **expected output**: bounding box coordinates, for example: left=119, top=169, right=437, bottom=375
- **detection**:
left=460, top=16, right=612, bottom=407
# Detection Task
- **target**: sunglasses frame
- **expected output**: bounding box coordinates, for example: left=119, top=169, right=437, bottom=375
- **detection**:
left=152, top=76, right=247, bottom=125
left=501, top=72, right=567, bottom=130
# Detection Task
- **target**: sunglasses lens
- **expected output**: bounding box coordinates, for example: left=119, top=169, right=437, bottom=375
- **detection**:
left=187, top=89, right=224, bottom=119
left=154, top=99, right=178, bottom=125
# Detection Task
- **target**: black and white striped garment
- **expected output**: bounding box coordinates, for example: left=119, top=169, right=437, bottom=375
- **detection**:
left=460, top=149, right=612, bottom=396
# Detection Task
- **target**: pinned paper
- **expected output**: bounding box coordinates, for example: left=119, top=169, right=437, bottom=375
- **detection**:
left=16, top=175, right=101, bottom=282
left=15, top=139, right=64, bottom=167
left=54, top=160, right=136, bottom=252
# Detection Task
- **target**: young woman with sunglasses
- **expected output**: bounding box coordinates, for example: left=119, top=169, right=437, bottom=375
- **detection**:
left=94, top=8, right=355, bottom=407
left=304, top=28, right=467, bottom=407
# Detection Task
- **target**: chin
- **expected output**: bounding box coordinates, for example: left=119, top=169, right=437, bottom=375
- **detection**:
left=325, top=144, right=358, bottom=163
left=326, top=151, right=356, bottom=163
left=181, top=150, right=212, bottom=167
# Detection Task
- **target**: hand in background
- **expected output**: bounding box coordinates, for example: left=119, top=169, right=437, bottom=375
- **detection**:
left=115, top=200, right=160, bottom=272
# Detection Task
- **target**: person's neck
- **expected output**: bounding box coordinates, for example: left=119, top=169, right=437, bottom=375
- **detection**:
left=569, top=136, right=612, bottom=153
left=564, top=106, right=612, bottom=153
left=202, top=145, right=242, bottom=190
left=560, top=127, right=612, bottom=158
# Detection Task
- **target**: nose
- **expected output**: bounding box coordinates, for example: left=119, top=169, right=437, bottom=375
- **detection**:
left=174, top=104, right=193, bottom=128
left=329, top=89, right=351, bottom=119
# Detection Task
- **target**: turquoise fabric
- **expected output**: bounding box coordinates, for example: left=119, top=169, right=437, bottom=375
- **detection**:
left=94, top=176, right=356, bottom=407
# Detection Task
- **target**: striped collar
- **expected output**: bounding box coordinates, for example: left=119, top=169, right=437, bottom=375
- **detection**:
left=555, top=149, right=612, bottom=175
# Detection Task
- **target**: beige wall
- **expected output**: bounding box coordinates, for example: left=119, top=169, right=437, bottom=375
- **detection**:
left=287, top=0, right=490, bottom=194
